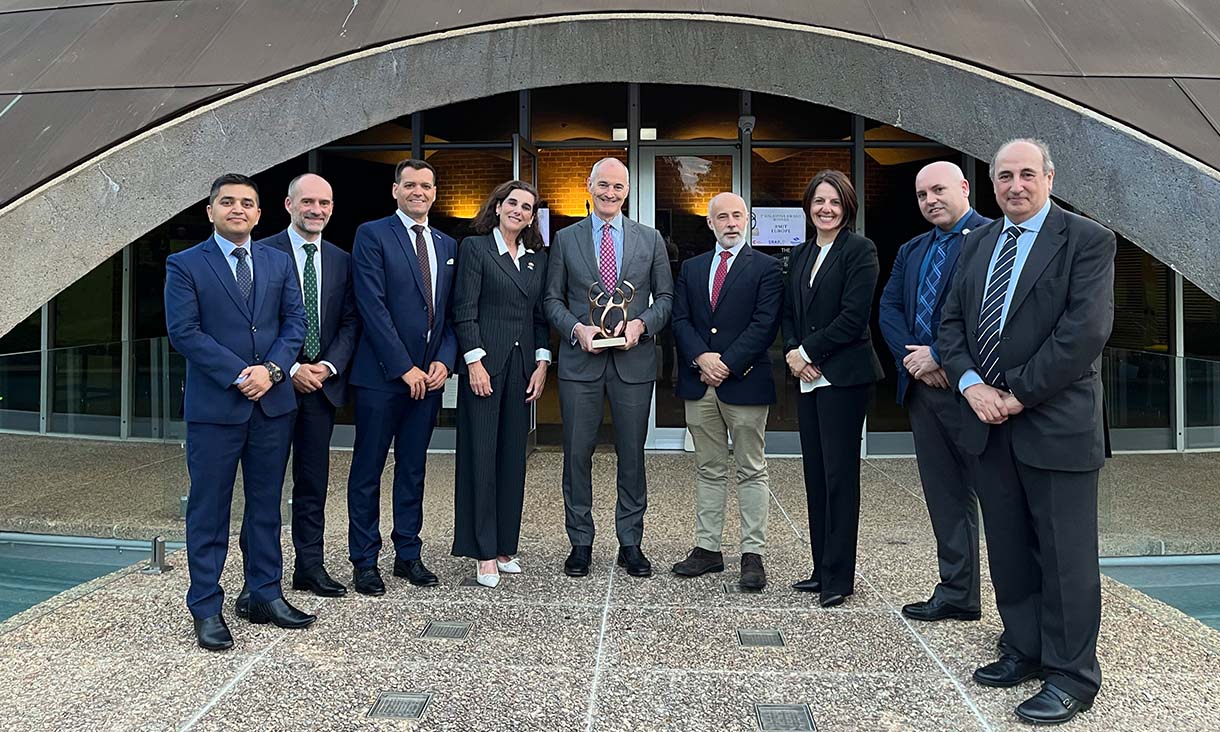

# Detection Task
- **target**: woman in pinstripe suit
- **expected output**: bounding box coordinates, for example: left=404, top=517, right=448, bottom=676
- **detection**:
left=452, top=180, right=551, bottom=587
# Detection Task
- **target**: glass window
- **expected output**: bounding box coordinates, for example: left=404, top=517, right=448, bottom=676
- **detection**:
left=52, top=251, right=122, bottom=349
left=0, top=309, right=41, bottom=431
left=1184, top=279, right=1220, bottom=446
left=423, top=92, right=517, bottom=143
left=425, top=148, right=514, bottom=242
left=640, top=84, right=738, bottom=141
left=751, top=93, right=851, bottom=141
left=537, top=148, right=628, bottom=239
left=533, top=84, right=627, bottom=142
left=862, top=148, right=957, bottom=434
left=316, top=149, right=399, bottom=254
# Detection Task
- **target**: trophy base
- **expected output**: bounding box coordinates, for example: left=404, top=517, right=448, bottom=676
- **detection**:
left=591, top=336, right=627, bottom=349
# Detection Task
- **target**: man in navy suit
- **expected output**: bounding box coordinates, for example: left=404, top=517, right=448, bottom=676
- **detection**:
left=670, top=192, right=782, bottom=590
left=235, top=174, right=359, bottom=616
left=165, top=173, right=314, bottom=651
left=346, top=159, right=457, bottom=595
left=879, top=161, right=991, bottom=624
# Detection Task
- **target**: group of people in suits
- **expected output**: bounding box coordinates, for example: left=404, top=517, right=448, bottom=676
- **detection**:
left=167, top=137, right=1111, bottom=726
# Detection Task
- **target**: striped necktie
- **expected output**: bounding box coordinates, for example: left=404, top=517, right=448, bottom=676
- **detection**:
left=977, top=225, right=1024, bottom=388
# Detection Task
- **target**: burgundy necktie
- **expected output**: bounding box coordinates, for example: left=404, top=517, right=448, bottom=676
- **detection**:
left=598, top=222, right=616, bottom=293
left=710, top=250, right=731, bottom=310
left=411, top=224, right=434, bottom=330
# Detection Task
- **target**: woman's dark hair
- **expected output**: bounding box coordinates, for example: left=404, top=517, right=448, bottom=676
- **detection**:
left=472, top=180, right=544, bottom=251
left=801, top=169, right=857, bottom=233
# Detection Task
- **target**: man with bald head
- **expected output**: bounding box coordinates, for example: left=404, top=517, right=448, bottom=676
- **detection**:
left=237, top=173, right=360, bottom=612
left=879, top=161, right=990, bottom=623
left=940, top=140, right=1114, bottom=724
left=670, top=193, right=782, bottom=589
left=544, top=157, right=674, bottom=578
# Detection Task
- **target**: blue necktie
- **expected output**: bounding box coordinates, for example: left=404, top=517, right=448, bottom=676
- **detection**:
left=915, top=232, right=951, bottom=342
left=978, top=226, right=1024, bottom=388
left=232, top=246, right=252, bottom=304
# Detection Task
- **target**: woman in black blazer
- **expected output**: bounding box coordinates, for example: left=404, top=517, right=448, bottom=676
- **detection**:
left=781, top=169, right=885, bottom=608
left=452, top=180, right=550, bottom=587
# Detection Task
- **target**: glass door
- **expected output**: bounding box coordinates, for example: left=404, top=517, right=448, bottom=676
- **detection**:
left=513, top=134, right=540, bottom=442
left=637, top=147, right=740, bottom=449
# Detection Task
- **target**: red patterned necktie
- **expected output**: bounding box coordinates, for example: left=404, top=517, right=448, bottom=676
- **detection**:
left=411, top=224, right=434, bottom=330
left=598, top=222, right=616, bottom=293
left=710, top=250, right=731, bottom=310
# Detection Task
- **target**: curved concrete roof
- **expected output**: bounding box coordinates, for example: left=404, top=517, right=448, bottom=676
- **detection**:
left=2, top=1, right=1219, bottom=209
left=1, top=9, right=1220, bottom=336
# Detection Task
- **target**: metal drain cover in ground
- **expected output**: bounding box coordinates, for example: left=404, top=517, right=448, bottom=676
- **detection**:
left=460, top=577, right=489, bottom=588
left=723, top=582, right=763, bottom=594
left=368, top=692, right=431, bottom=720
left=420, top=620, right=472, bottom=640
left=736, top=629, right=785, bottom=647
left=755, top=703, right=816, bottom=731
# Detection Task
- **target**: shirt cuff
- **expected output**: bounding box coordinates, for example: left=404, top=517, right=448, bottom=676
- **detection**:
left=319, top=360, right=337, bottom=376
left=570, top=324, right=579, bottom=345
left=464, top=348, right=487, bottom=365
left=797, top=346, right=813, bottom=364
left=958, top=369, right=983, bottom=394
left=289, top=363, right=300, bottom=377
left=535, top=348, right=552, bottom=363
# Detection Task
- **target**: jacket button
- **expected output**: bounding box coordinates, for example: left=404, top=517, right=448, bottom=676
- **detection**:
left=255, top=354, right=261, bottom=361
left=514, top=341, right=520, bottom=346
left=711, top=327, right=718, bottom=334
left=251, top=326, right=257, bottom=332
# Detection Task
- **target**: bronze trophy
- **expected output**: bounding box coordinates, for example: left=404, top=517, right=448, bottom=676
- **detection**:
left=587, top=280, right=636, bottom=348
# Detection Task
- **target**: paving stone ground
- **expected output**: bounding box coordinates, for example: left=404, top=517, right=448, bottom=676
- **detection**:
left=1, top=439, right=1218, bottom=731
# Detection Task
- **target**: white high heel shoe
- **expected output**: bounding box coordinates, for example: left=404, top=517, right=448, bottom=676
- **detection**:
left=476, top=561, right=500, bottom=588
left=496, top=557, right=522, bottom=574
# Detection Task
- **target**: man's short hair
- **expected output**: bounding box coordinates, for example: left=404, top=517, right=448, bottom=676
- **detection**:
left=394, top=158, right=437, bottom=184
left=989, top=138, right=1055, bottom=179
left=589, top=157, right=629, bottom=184
left=209, top=173, right=259, bottom=205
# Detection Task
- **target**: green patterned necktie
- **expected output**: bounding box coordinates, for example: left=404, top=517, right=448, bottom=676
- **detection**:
left=302, top=242, right=321, bottom=360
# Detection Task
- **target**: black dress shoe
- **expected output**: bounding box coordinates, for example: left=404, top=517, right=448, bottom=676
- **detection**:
left=292, top=565, right=347, bottom=597
left=393, top=557, right=439, bottom=587
left=1015, top=683, right=1092, bottom=725
left=564, top=545, right=592, bottom=577
left=247, top=597, right=317, bottom=629
left=973, top=654, right=1044, bottom=688
left=194, top=614, right=234, bottom=651
left=234, top=585, right=250, bottom=619
left=617, top=545, right=653, bottom=577
left=739, top=552, right=767, bottom=590
left=818, top=592, right=848, bottom=608
left=352, top=566, right=386, bottom=596
left=791, top=575, right=821, bottom=593
left=671, top=547, right=724, bottom=577
left=901, top=597, right=981, bottom=622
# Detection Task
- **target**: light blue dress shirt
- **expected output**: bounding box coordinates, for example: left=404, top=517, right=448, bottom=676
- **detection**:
left=214, top=232, right=253, bottom=281
left=707, top=241, right=745, bottom=299
left=590, top=213, right=624, bottom=281
left=958, top=198, right=1052, bottom=394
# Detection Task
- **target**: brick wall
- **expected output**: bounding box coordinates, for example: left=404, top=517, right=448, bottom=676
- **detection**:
left=751, top=149, right=851, bottom=206
left=426, top=148, right=513, bottom=219
left=538, top=148, right=627, bottom=217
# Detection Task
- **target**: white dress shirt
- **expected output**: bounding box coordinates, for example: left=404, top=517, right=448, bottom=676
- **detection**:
left=798, top=240, right=835, bottom=391
left=707, top=240, right=746, bottom=299
left=463, top=228, right=553, bottom=365
left=286, top=226, right=336, bottom=378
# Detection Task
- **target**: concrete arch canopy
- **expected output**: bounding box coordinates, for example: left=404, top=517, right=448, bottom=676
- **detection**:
left=1, top=13, right=1219, bottom=335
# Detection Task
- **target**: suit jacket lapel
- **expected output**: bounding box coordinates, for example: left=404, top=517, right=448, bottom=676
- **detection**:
left=520, top=248, right=539, bottom=294
left=696, top=250, right=715, bottom=313
left=433, top=232, right=452, bottom=312
left=391, top=216, right=427, bottom=297
left=934, top=234, right=965, bottom=312
left=203, top=238, right=252, bottom=320
left=1007, top=204, right=1068, bottom=320
left=573, top=216, right=598, bottom=286
left=250, top=242, right=271, bottom=320
left=489, top=235, right=529, bottom=295
left=807, top=231, right=847, bottom=306
left=620, top=218, right=643, bottom=288
left=320, top=239, right=339, bottom=331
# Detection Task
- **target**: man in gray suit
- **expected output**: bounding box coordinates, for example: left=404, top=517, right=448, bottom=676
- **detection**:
left=939, top=139, right=1114, bottom=725
left=544, top=157, right=674, bottom=578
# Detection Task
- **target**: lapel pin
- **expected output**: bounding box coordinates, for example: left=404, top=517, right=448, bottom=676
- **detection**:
left=527, top=261, right=535, bottom=270
left=446, top=257, right=455, bottom=265
left=962, top=228, right=971, bottom=235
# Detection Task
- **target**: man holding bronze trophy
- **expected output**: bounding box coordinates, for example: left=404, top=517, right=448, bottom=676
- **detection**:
left=543, top=157, right=674, bottom=578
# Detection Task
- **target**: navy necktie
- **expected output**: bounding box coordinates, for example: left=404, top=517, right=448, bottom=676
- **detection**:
left=915, top=231, right=952, bottom=342
left=232, top=246, right=252, bottom=304
left=978, top=226, right=1024, bottom=388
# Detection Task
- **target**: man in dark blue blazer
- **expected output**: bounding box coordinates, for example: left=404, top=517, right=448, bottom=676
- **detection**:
left=165, top=173, right=314, bottom=651
left=346, top=159, right=457, bottom=595
left=670, top=193, right=782, bottom=591
left=235, top=173, right=359, bottom=615
left=879, top=161, right=991, bottom=624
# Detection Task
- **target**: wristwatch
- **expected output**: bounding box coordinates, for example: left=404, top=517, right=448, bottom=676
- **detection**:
left=262, top=361, right=284, bottom=384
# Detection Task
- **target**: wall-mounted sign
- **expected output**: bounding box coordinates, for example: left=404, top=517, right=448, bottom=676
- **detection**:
left=750, top=207, right=805, bottom=247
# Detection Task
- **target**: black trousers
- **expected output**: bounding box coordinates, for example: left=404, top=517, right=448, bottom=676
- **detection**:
left=796, top=382, right=873, bottom=596
left=452, top=348, right=530, bottom=560
left=977, top=421, right=1102, bottom=701
left=907, top=381, right=980, bottom=610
